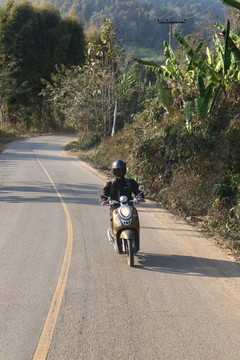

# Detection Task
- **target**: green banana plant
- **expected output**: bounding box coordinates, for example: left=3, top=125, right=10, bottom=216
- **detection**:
left=219, top=0, right=240, bottom=10
left=215, top=22, right=240, bottom=62
left=135, top=41, right=182, bottom=79
left=158, top=79, right=174, bottom=113
left=135, top=42, right=182, bottom=114
left=135, top=20, right=240, bottom=131
left=213, top=21, right=240, bottom=84
left=174, top=34, right=206, bottom=73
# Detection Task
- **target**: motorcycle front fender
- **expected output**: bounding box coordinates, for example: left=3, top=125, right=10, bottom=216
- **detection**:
left=120, top=229, right=135, bottom=240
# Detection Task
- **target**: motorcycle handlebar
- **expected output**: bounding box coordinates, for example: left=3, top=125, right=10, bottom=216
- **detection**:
left=101, top=198, right=145, bottom=206
left=106, top=199, right=140, bottom=206
left=108, top=200, right=120, bottom=206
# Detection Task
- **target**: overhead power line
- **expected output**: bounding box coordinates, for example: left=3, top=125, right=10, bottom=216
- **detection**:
left=157, top=0, right=193, bottom=21
left=157, top=0, right=220, bottom=22
left=156, top=0, right=221, bottom=47
left=184, top=0, right=220, bottom=20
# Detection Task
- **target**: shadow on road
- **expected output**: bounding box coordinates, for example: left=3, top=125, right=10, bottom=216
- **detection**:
left=0, top=152, right=71, bottom=162
left=135, top=253, right=240, bottom=278
left=0, top=183, right=100, bottom=205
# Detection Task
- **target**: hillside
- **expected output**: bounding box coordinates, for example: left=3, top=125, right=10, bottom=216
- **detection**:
left=68, top=92, right=240, bottom=257
left=53, top=0, right=226, bottom=56
left=0, top=0, right=226, bottom=57
left=61, top=7, right=240, bottom=254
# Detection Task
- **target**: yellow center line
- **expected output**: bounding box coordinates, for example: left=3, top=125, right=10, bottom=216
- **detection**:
left=33, top=152, right=73, bottom=360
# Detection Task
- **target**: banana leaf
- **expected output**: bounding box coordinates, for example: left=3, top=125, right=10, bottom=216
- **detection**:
left=158, top=79, right=174, bottom=113
left=227, top=36, right=240, bottom=61
left=216, top=22, right=240, bottom=62
left=198, top=76, right=206, bottom=98
left=175, top=33, right=204, bottom=71
left=223, top=21, right=231, bottom=75
left=219, top=0, right=240, bottom=10
left=209, top=87, right=222, bottom=115
left=134, top=59, right=163, bottom=72
left=175, top=33, right=203, bottom=58
left=195, top=84, right=214, bottom=118
left=215, top=22, right=240, bottom=43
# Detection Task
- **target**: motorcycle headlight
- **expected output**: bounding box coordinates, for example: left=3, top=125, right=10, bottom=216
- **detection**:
left=120, top=205, right=132, bottom=218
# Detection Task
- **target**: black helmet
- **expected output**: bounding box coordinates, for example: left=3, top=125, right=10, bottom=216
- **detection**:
left=112, top=159, right=126, bottom=178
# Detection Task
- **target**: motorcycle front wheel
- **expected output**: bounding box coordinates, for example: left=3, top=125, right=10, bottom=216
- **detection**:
left=126, top=239, right=134, bottom=267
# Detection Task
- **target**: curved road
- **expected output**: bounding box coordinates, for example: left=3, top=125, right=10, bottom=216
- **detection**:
left=0, top=135, right=240, bottom=360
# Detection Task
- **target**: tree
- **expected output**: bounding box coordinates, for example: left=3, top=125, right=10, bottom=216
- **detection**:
left=0, top=0, right=85, bottom=129
left=80, top=18, right=123, bottom=137
left=42, top=19, right=123, bottom=138
left=0, top=60, right=18, bottom=125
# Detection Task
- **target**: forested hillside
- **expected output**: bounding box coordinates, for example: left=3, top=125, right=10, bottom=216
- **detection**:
left=46, top=0, right=226, bottom=55
left=0, top=0, right=225, bottom=56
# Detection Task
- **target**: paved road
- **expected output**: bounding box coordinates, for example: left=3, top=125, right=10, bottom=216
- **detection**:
left=1, top=135, right=240, bottom=360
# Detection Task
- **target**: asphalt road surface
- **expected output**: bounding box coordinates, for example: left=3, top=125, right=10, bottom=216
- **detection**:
left=1, top=135, right=240, bottom=360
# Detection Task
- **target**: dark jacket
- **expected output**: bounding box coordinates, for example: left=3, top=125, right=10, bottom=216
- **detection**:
left=100, top=177, right=144, bottom=202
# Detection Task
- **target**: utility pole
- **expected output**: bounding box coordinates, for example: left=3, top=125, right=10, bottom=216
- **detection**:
left=157, top=18, right=186, bottom=47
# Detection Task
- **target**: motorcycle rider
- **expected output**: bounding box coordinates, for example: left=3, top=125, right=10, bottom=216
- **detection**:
left=100, top=159, right=145, bottom=254
left=100, top=159, right=145, bottom=205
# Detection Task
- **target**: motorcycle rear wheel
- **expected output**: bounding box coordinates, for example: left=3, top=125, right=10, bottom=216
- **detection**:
left=126, top=239, right=134, bottom=267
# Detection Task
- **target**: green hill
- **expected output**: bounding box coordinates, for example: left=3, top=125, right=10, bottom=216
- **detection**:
left=54, top=0, right=225, bottom=53
left=1, top=0, right=225, bottom=57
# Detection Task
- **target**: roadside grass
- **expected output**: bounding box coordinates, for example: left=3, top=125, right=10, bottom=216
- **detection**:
left=65, top=140, right=81, bottom=153
left=0, top=127, right=19, bottom=152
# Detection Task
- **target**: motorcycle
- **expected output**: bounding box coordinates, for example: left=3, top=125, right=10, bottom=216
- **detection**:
left=103, top=187, right=144, bottom=267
